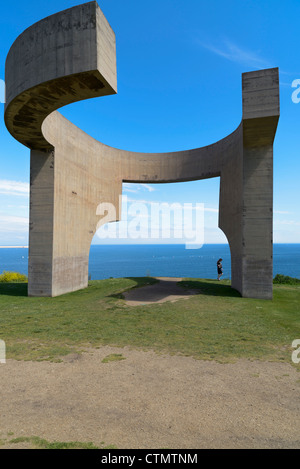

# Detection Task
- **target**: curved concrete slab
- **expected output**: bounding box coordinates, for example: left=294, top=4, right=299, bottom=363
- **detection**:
left=4, top=1, right=280, bottom=298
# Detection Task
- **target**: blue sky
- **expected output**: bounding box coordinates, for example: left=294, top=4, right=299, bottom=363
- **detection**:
left=0, top=0, right=299, bottom=246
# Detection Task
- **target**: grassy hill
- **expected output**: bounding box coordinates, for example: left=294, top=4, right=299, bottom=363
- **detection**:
left=0, top=277, right=299, bottom=363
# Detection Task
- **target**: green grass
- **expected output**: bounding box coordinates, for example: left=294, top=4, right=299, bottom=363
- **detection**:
left=3, top=436, right=117, bottom=449
left=102, top=353, right=126, bottom=363
left=273, top=274, right=300, bottom=285
left=0, top=276, right=299, bottom=363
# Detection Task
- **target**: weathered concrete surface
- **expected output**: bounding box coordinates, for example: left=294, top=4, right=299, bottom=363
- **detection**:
left=4, top=2, right=280, bottom=298
left=5, top=1, right=117, bottom=151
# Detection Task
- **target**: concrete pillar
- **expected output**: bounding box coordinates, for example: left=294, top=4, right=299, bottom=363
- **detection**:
left=28, top=150, right=54, bottom=296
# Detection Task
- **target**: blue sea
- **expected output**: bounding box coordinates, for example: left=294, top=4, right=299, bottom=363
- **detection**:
left=0, top=244, right=299, bottom=280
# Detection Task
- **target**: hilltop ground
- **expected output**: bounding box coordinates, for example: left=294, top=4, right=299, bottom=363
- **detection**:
left=0, top=277, right=299, bottom=449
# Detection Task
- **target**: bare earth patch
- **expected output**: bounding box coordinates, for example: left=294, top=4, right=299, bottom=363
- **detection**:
left=123, top=277, right=199, bottom=305
left=1, top=346, right=299, bottom=449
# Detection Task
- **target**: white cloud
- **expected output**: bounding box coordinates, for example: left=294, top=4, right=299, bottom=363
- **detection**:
left=7, top=205, right=29, bottom=209
left=0, top=214, right=29, bottom=232
left=140, top=184, right=155, bottom=192
left=0, top=180, right=29, bottom=197
left=274, top=220, right=300, bottom=226
left=280, top=81, right=294, bottom=88
left=122, top=183, right=155, bottom=194
left=199, top=38, right=271, bottom=69
left=122, top=183, right=139, bottom=193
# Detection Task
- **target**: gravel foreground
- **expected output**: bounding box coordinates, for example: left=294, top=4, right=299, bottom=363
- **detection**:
left=0, top=346, right=299, bottom=449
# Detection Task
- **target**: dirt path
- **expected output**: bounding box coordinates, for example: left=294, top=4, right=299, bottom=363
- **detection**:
left=1, top=346, right=299, bottom=449
left=123, top=277, right=198, bottom=305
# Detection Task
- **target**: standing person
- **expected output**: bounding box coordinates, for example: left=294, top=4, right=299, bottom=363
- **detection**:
left=217, top=258, right=223, bottom=281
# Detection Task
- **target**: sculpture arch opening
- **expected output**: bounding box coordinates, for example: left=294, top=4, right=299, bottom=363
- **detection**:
left=89, top=178, right=230, bottom=281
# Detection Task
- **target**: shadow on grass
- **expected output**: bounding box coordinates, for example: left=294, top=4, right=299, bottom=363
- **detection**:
left=109, top=277, right=159, bottom=300
left=110, top=277, right=241, bottom=301
left=179, top=279, right=241, bottom=298
left=0, top=278, right=241, bottom=300
left=0, top=282, right=28, bottom=297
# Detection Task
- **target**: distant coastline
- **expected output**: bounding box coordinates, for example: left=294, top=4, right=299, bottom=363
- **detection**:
left=0, top=242, right=300, bottom=249
left=1, top=243, right=300, bottom=248
left=0, top=244, right=299, bottom=279
left=0, top=246, right=28, bottom=249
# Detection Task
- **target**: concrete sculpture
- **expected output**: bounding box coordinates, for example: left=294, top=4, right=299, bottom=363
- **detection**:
left=4, top=1, right=280, bottom=299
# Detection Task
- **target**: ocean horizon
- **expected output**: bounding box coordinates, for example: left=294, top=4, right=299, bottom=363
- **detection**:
left=0, top=243, right=299, bottom=281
